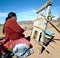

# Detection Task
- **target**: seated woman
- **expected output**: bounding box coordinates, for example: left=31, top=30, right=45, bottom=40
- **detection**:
left=0, top=12, right=33, bottom=57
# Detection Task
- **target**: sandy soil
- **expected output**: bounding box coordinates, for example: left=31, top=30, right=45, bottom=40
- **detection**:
left=25, top=26, right=60, bottom=58
left=0, top=23, right=60, bottom=58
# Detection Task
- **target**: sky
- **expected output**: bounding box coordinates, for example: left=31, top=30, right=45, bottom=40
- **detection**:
left=0, top=0, right=60, bottom=24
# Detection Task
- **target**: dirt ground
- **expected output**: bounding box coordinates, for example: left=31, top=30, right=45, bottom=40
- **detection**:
left=25, top=22, right=60, bottom=58
left=24, top=26, right=60, bottom=58
left=0, top=23, right=60, bottom=58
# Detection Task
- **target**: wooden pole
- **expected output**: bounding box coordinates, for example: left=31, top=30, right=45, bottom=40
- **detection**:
left=48, top=21, right=60, bottom=33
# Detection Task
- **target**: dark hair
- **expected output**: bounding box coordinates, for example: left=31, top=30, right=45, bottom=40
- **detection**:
left=3, top=12, right=17, bottom=34
left=8, top=12, right=17, bottom=18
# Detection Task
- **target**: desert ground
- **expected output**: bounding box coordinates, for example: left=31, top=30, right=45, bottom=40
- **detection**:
left=0, top=18, right=60, bottom=58
left=25, top=25, right=60, bottom=58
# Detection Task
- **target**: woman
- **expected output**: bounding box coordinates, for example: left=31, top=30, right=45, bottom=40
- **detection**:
left=0, top=12, right=33, bottom=56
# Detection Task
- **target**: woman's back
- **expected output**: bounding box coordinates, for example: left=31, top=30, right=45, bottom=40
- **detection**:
left=4, top=18, right=24, bottom=40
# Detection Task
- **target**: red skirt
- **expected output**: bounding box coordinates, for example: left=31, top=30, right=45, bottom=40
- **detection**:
left=2, top=37, right=32, bottom=49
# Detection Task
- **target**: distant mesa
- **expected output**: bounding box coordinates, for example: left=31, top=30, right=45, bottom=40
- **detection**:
left=18, top=20, right=33, bottom=24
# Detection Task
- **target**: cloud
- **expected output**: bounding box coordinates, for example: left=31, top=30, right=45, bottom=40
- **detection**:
left=0, top=12, right=8, bottom=24
left=17, top=10, right=36, bottom=21
left=17, top=10, right=36, bottom=15
left=0, top=8, right=59, bottom=24
left=0, top=12, right=8, bottom=17
left=0, top=10, right=36, bottom=23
